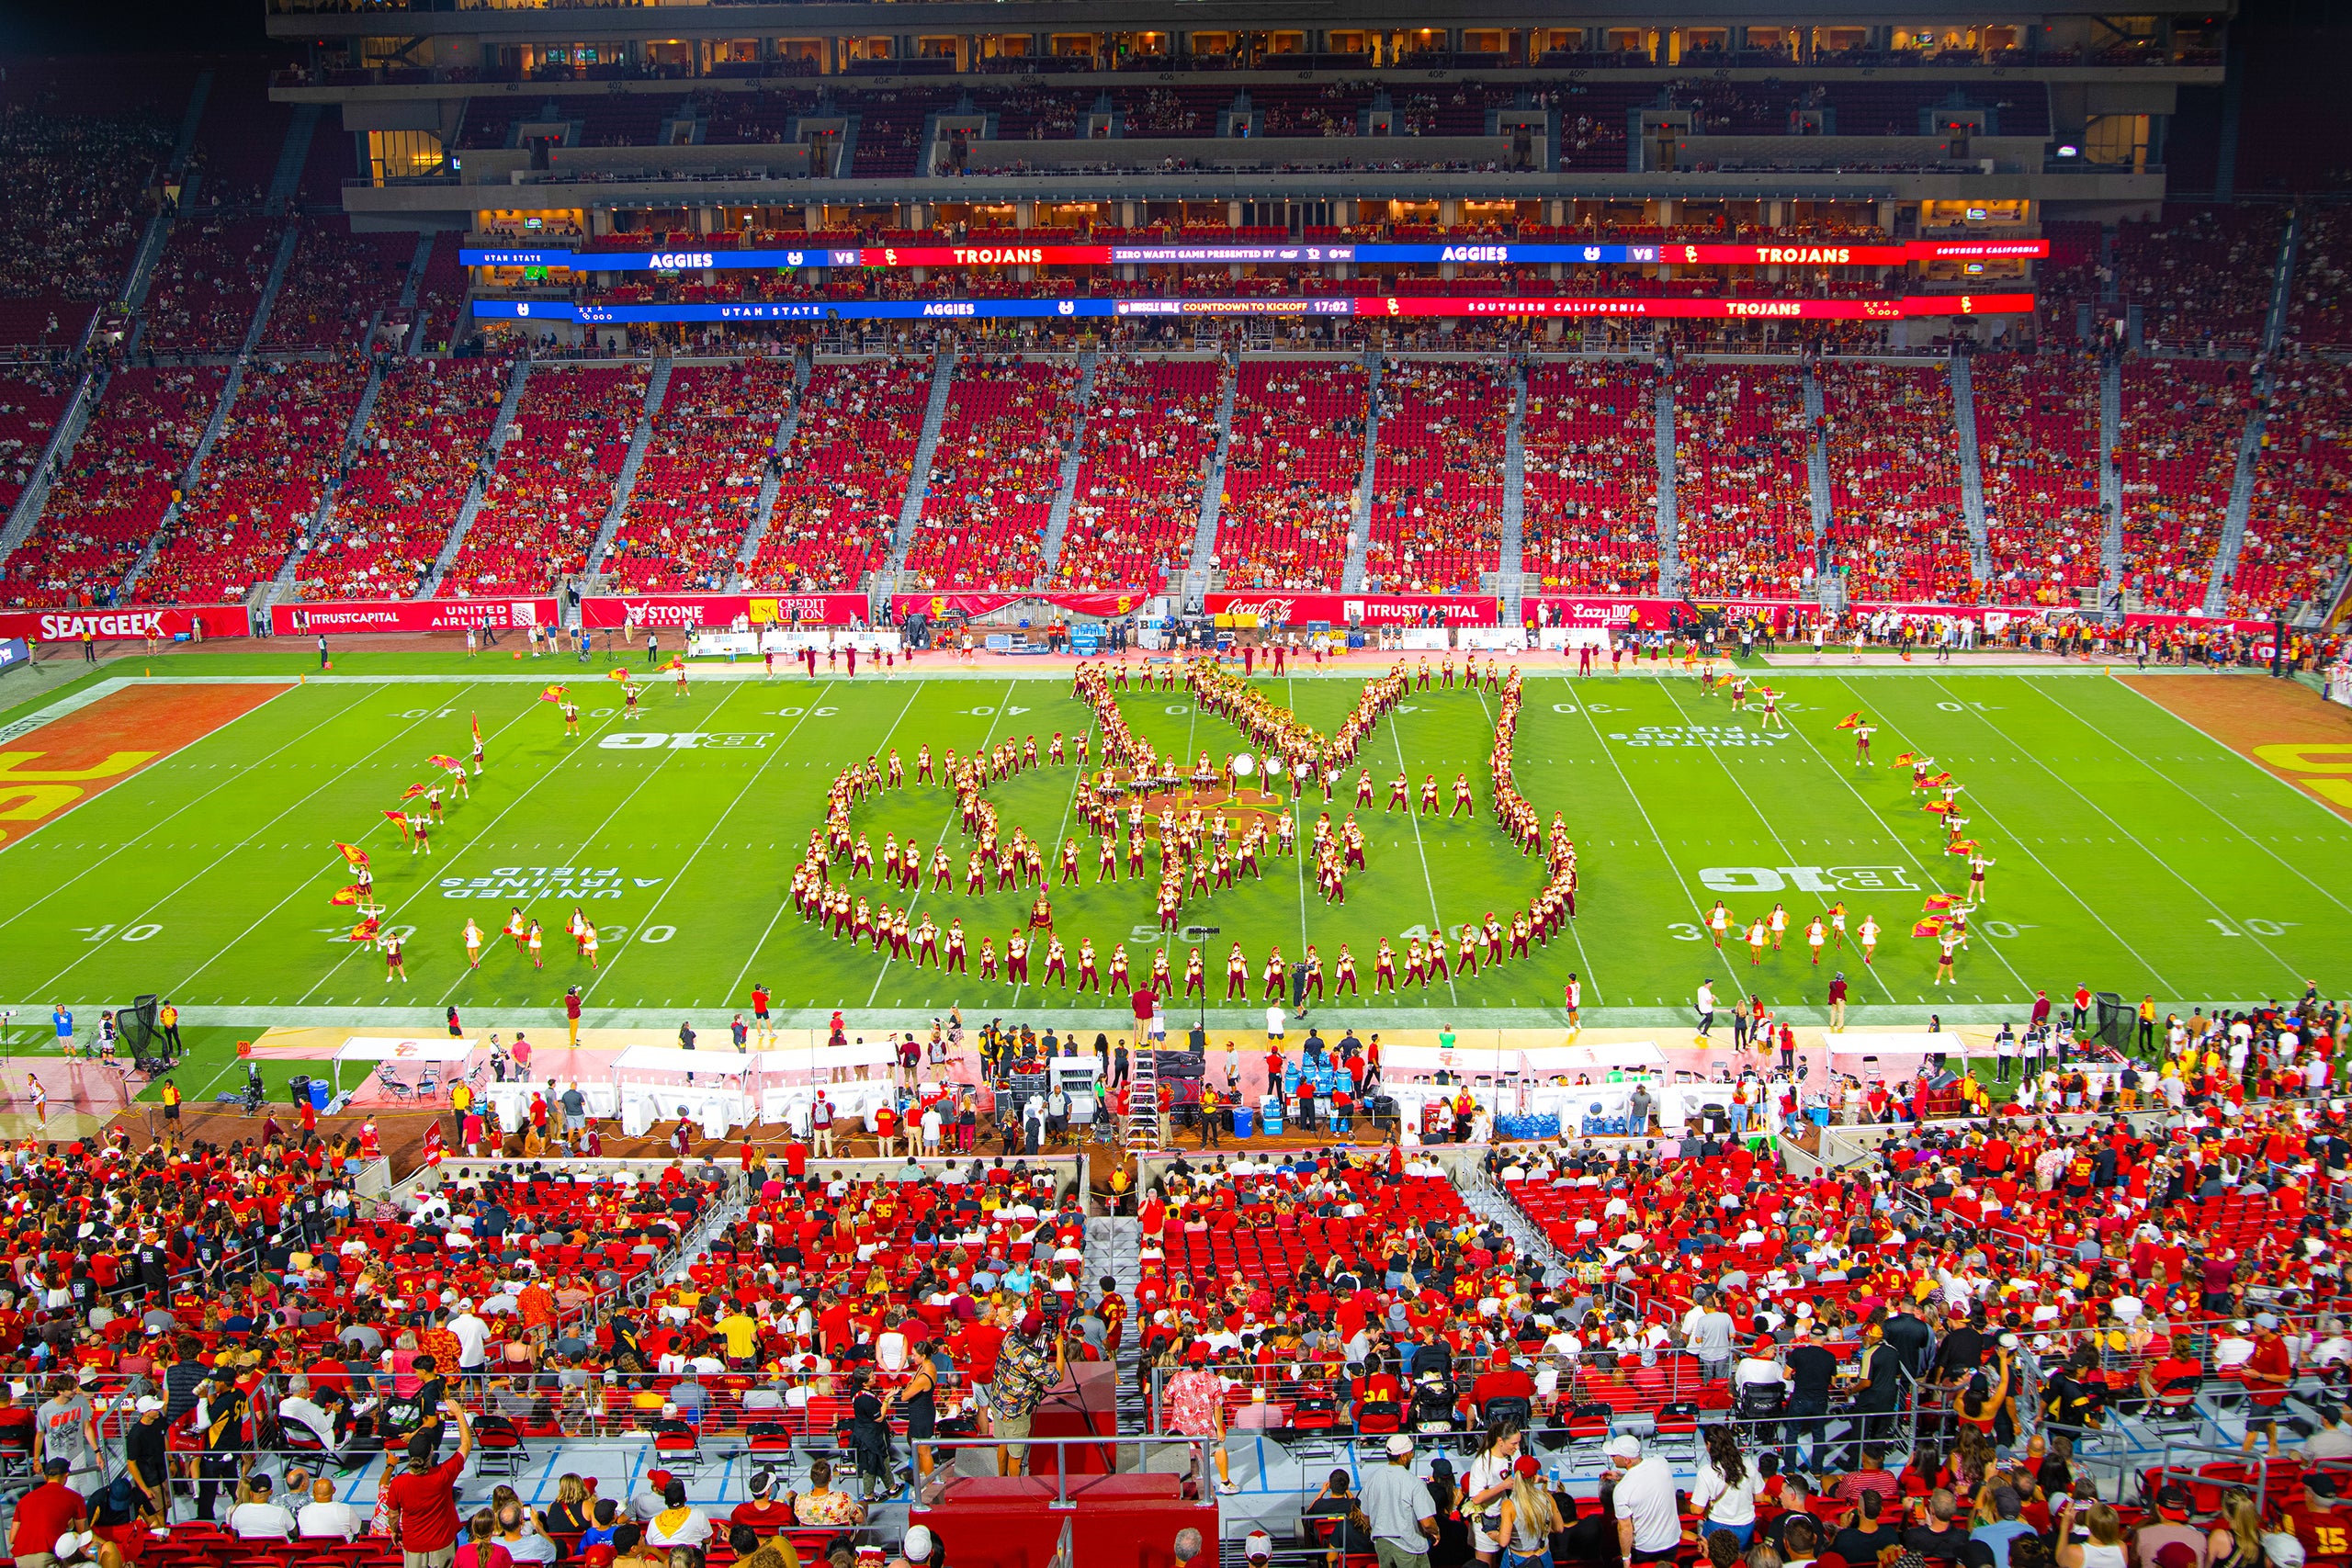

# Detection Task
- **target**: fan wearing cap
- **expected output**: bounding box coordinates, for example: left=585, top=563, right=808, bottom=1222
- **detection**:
left=1359, top=1434, right=1442, bottom=1566
left=1610, top=1434, right=1682, bottom=1566
left=2134, top=1486, right=2207, bottom=1568
left=11, top=1457, right=89, bottom=1568
left=729, top=1470, right=796, bottom=1540
left=2272, top=1472, right=2352, bottom=1566
left=891, top=1523, right=944, bottom=1568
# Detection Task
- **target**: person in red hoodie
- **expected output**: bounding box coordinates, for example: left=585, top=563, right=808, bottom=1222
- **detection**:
left=1468, top=1349, right=1535, bottom=1421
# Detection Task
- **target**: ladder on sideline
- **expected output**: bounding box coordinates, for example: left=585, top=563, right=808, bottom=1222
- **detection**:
left=1125, top=1047, right=1162, bottom=1153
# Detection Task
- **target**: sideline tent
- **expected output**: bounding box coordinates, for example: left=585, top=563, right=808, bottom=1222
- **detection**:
left=610, top=1044, right=769, bottom=1139
left=332, top=1036, right=482, bottom=1100
left=1519, top=1041, right=1669, bottom=1077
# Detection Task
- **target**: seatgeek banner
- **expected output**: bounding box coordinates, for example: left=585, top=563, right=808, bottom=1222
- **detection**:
left=580, top=592, right=873, bottom=630
left=268, top=597, right=559, bottom=636
left=1203, top=592, right=1500, bottom=627
left=467, top=239, right=2044, bottom=272
left=473, top=292, right=2033, bottom=327
left=0, top=605, right=249, bottom=641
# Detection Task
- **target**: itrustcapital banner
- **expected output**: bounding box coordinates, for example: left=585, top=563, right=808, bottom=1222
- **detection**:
left=268, top=598, right=558, bottom=636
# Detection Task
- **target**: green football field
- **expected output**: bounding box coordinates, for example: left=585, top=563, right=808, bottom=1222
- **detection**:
left=1, top=651, right=2346, bottom=1104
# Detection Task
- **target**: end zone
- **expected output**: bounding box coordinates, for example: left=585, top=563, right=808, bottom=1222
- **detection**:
left=2118, top=672, right=2352, bottom=822
left=0, top=681, right=292, bottom=850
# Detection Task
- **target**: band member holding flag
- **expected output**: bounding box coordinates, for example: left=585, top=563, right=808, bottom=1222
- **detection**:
left=471, top=713, right=484, bottom=773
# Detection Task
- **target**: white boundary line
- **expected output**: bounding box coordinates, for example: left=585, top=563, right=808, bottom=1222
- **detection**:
left=1923, top=672, right=2310, bottom=989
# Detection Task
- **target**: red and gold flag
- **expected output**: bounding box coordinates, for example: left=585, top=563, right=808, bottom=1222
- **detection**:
left=1912, top=917, right=1945, bottom=938
left=333, top=841, right=369, bottom=866
left=539, top=684, right=567, bottom=703
left=1835, top=713, right=1862, bottom=730
left=381, top=809, right=412, bottom=838
left=328, top=885, right=363, bottom=907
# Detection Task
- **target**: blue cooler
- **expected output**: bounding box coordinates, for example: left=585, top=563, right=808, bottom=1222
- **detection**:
left=1259, top=1094, right=1284, bottom=1135
left=310, top=1079, right=331, bottom=1111
left=1231, top=1105, right=1254, bottom=1139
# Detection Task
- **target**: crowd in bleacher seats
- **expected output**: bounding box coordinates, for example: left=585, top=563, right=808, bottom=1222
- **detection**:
left=1, top=367, right=220, bottom=607
left=2229, top=357, right=2352, bottom=618
left=1820, top=363, right=1975, bottom=602
left=143, top=218, right=283, bottom=357
left=744, top=357, right=926, bottom=592
left=2115, top=206, right=2288, bottom=357
left=445, top=365, right=647, bottom=596
left=1675, top=366, right=1818, bottom=599
left=262, top=223, right=414, bottom=353
left=1361, top=359, right=1510, bottom=594
left=1973, top=355, right=2106, bottom=605
left=604, top=359, right=797, bottom=592
left=2285, top=209, right=2352, bottom=356
left=1519, top=360, right=1659, bottom=593
left=1214, top=359, right=1368, bottom=590
left=138, top=358, right=371, bottom=606
left=0, top=369, right=71, bottom=517
left=0, top=98, right=171, bottom=349
left=1055, top=355, right=1221, bottom=592
left=304, top=359, right=509, bottom=602
left=2115, top=359, right=2252, bottom=611
left=901, top=355, right=1079, bottom=590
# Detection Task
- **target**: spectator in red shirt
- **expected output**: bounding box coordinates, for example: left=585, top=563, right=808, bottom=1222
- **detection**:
left=384, top=1399, right=476, bottom=1568
left=11, top=1458, right=85, bottom=1568
left=1468, top=1349, right=1535, bottom=1418
left=2243, top=1321, right=2294, bottom=1457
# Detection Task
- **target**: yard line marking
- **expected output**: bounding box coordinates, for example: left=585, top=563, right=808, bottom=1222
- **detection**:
left=1832, top=676, right=2181, bottom=997
left=0, top=682, right=348, bottom=941
left=427, top=680, right=765, bottom=1008
left=288, top=688, right=699, bottom=1005
left=1289, top=674, right=1309, bottom=956
left=584, top=682, right=844, bottom=999
left=1563, top=683, right=1751, bottom=1001
left=1490, top=682, right=1600, bottom=1005
left=2092, top=678, right=2352, bottom=919
left=1385, top=705, right=1459, bottom=1010
left=872, top=681, right=1014, bottom=1010
left=1759, top=684, right=2036, bottom=1001
left=198, top=687, right=557, bottom=1003
left=1925, top=674, right=2308, bottom=987
left=24, top=685, right=481, bottom=1001
left=1653, top=680, right=1898, bottom=1006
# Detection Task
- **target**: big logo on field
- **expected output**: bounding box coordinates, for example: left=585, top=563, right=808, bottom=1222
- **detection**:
left=0, top=683, right=289, bottom=850
left=1699, top=865, right=1918, bottom=894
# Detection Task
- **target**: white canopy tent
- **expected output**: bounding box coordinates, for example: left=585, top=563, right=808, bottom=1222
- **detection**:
left=610, top=1044, right=772, bottom=1139
left=1374, top=1041, right=1521, bottom=1083
left=1518, top=1041, right=1669, bottom=1077
left=332, top=1036, right=483, bottom=1099
left=1828, top=1032, right=1962, bottom=1080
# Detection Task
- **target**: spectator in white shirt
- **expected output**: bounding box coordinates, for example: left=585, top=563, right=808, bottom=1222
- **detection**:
left=297, top=1477, right=364, bottom=1540
left=228, top=1474, right=297, bottom=1539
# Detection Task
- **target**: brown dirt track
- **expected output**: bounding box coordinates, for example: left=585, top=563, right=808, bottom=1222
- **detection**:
left=2119, top=672, right=2352, bottom=824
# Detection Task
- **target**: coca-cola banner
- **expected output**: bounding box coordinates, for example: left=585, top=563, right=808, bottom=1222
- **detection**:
left=269, top=597, right=559, bottom=636
left=0, top=605, right=249, bottom=642
left=580, top=593, right=872, bottom=631
left=888, top=591, right=1156, bottom=620
left=1203, top=592, right=1500, bottom=628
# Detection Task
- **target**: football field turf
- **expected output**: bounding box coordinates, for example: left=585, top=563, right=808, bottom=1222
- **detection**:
left=0, top=655, right=2346, bottom=1102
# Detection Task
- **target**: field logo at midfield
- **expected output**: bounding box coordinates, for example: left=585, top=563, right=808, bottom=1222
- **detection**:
left=1699, top=865, right=1917, bottom=894
left=0, top=683, right=288, bottom=850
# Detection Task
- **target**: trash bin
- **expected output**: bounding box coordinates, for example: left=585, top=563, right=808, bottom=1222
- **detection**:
left=288, top=1074, right=310, bottom=1107
left=310, top=1078, right=331, bottom=1111
left=1230, top=1105, right=1254, bottom=1139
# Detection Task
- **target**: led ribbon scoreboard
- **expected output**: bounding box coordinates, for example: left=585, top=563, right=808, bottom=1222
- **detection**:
left=465, top=238, right=2046, bottom=272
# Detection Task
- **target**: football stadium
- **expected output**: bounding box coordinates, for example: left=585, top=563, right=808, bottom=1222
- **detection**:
left=0, top=0, right=2348, bottom=1561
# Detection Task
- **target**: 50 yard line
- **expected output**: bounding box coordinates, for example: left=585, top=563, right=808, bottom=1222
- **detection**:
left=582, top=681, right=845, bottom=999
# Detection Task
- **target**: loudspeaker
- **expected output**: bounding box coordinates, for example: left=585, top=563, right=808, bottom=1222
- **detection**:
left=1151, top=1050, right=1204, bottom=1080
left=1925, top=1068, right=1960, bottom=1092
left=120, top=995, right=160, bottom=1054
